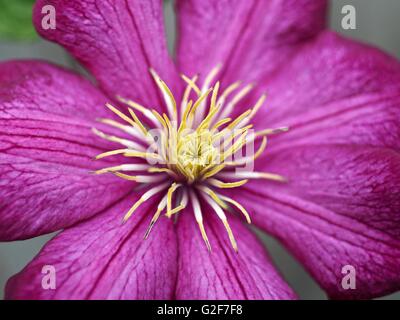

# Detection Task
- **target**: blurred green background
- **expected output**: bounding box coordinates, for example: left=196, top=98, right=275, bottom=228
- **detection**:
left=0, top=0, right=37, bottom=40
left=0, top=0, right=399, bottom=300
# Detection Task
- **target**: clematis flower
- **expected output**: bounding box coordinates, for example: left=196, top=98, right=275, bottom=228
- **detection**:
left=1, top=0, right=400, bottom=300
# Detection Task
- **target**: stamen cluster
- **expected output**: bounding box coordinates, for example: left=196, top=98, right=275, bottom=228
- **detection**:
left=94, top=66, right=288, bottom=251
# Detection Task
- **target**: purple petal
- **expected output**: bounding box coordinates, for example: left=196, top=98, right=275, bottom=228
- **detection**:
left=265, top=92, right=400, bottom=155
left=0, top=61, right=131, bottom=240
left=5, top=195, right=178, bottom=300
left=175, top=208, right=296, bottom=300
left=236, top=31, right=400, bottom=297
left=176, top=0, right=327, bottom=84
left=250, top=31, right=400, bottom=129
left=33, top=0, right=181, bottom=109
left=226, top=145, right=400, bottom=299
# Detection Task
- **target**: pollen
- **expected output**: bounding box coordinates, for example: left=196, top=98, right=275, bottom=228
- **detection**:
left=93, top=65, right=288, bottom=252
left=178, top=130, right=218, bottom=174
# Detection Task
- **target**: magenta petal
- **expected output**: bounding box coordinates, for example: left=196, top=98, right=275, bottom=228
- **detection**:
left=227, top=145, right=400, bottom=299
left=5, top=195, right=178, bottom=300
left=33, top=0, right=180, bottom=109
left=175, top=209, right=296, bottom=300
left=265, top=92, right=400, bottom=155
left=0, top=61, right=131, bottom=240
left=250, top=31, right=400, bottom=129
left=176, top=0, right=327, bottom=83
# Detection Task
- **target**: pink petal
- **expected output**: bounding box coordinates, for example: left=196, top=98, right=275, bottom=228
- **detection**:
left=5, top=195, right=178, bottom=300
left=237, top=31, right=400, bottom=298
left=265, top=92, right=400, bottom=155
left=250, top=31, right=400, bottom=129
left=226, top=145, right=400, bottom=299
left=0, top=61, right=131, bottom=241
left=176, top=0, right=327, bottom=84
left=33, top=0, right=180, bottom=109
left=175, top=208, right=296, bottom=299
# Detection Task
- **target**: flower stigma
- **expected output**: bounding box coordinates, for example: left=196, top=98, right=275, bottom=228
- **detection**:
left=93, top=65, right=288, bottom=252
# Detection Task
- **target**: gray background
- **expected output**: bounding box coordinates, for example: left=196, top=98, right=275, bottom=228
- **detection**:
left=0, top=0, right=399, bottom=300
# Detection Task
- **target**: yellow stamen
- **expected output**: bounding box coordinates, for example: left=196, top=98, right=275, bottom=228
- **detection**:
left=151, top=109, right=168, bottom=129
left=124, top=151, right=161, bottom=161
left=256, top=126, right=290, bottom=137
left=222, top=219, right=238, bottom=252
left=197, top=185, right=228, bottom=209
left=201, top=192, right=237, bottom=252
left=123, top=182, right=170, bottom=222
left=208, top=178, right=248, bottom=189
left=150, top=69, right=177, bottom=121
left=148, top=167, right=179, bottom=179
left=225, top=109, right=252, bottom=131
left=178, top=100, right=193, bottom=134
left=166, top=183, right=181, bottom=218
left=219, top=125, right=252, bottom=150
left=94, top=164, right=149, bottom=174
left=198, top=220, right=212, bottom=252
left=219, top=171, right=287, bottom=182
left=144, top=194, right=168, bottom=239
left=221, top=131, right=248, bottom=162
left=211, top=117, right=231, bottom=131
left=218, top=83, right=254, bottom=120
left=218, top=194, right=251, bottom=224
left=97, top=118, right=143, bottom=140
left=190, top=190, right=211, bottom=252
left=168, top=190, right=189, bottom=216
left=113, top=172, right=166, bottom=183
left=93, top=66, right=289, bottom=252
left=95, top=148, right=129, bottom=160
left=128, top=108, right=148, bottom=136
left=201, top=164, right=225, bottom=180
left=187, top=89, right=213, bottom=125
left=248, top=94, right=266, bottom=121
left=225, top=136, right=267, bottom=165
left=105, top=103, right=136, bottom=128
left=196, top=65, right=222, bottom=120
left=215, top=81, right=241, bottom=112
left=92, top=128, right=144, bottom=150
left=144, top=206, right=163, bottom=239
left=202, top=64, right=222, bottom=92
left=180, top=75, right=198, bottom=121
left=117, top=96, right=159, bottom=127
left=210, top=81, right=220, bottom=111
left=181, top=74, right=202, bottom=96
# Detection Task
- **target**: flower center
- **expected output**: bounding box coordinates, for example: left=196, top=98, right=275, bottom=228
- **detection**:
left=177, top=130, right=218, bottom=177
left=93, top=65, right=288, bottom=251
